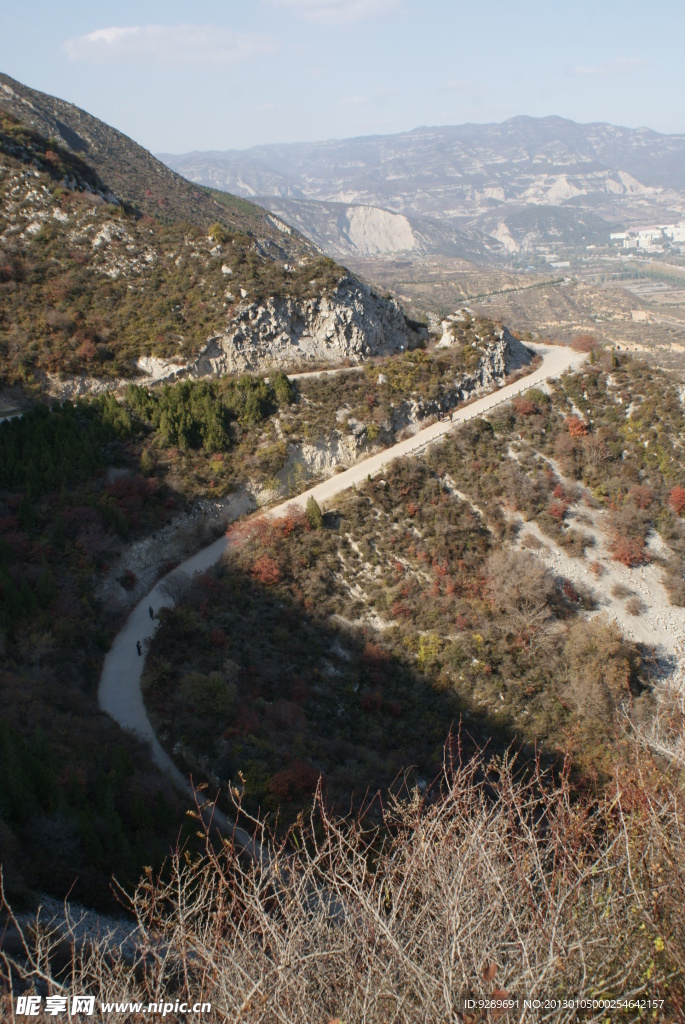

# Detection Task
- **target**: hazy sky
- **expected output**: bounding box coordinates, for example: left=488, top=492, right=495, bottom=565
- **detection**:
left=1, top=0, right=683, bottom=153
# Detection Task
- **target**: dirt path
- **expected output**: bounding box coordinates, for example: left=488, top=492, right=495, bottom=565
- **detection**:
left=98, top=343, right=585, bottom=803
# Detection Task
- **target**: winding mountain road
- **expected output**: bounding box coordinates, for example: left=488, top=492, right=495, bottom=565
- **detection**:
left=98, top=342, right=585, bottom=809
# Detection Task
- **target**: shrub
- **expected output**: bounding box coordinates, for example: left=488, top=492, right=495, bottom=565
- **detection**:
left=271, top=371, right=295, bottom=408
left=564, top=615, right=634, bottom=722
left=4, top=750, right=682, bottom=1020
left=179, top=671, right=236, bottom=717
left=208, top=222, right=230, bottom=244
left=251, top=554, right=281, bottom=585
left=609, top=535, right=651, bottom=568
left=571, top=334, right=598, bottom=352
left=669, top=486, right=685, bottom=516
left=512, top=396, right=537, bottom=416
left=629, top=485, right=654, bottom=510
left=548, top=501, right=568, bottom=523
left=566, top=415, right=588, bottom=438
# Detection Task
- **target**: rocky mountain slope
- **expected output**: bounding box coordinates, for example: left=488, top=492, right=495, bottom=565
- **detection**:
left=160, top=115, right=685, bottom=260
left=0, top=73, right=419, bottom=391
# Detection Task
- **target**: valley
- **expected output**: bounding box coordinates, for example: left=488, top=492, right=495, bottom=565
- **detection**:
left=1, top=71, right=685, bottom=1019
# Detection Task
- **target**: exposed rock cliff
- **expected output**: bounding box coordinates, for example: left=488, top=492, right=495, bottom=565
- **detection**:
left=156, top=276, right=421, bottom=381
left=390, top=322, right=532, bottom=431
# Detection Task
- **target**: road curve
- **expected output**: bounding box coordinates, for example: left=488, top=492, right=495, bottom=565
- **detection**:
left=98, top=343, right=585, bottom=800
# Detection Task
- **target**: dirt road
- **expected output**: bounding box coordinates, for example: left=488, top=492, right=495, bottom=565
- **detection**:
left=98, top=343, right=585, bottom=791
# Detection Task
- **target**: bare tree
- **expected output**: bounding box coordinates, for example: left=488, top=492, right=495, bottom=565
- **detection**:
left=485, top=549, right=561, bottom=656
left=158, top=571, right=192, bottom=607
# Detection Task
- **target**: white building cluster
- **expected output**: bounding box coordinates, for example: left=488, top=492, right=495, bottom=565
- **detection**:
left=610, top=222, right=685, bottom=253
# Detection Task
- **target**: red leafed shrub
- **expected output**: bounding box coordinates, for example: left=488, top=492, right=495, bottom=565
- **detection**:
left=406, top=502, right=419, bottom=517
left=562, top=579, right=580, bottom=603
left=512, top=397, right=537, bottom=416
left=363, top=641, right=389, bottom=666
left=277, top=503, right=309, bottom=537
left=251, top=554, right=281, bottom=585
left=106, top=475, right=158, bottom=517
left=77, top=339, right=98, bottom=361
left=609, top=535, right=651, bottom=568
left=548, top=501, right=569, bottom=523
left=268, top=762, right=319, bottom=802
left=566, top=415, right=588, bottom=438
left=571, top=334, right=597, bottom=352
left=552, top=484, right=567, bottom=501
left=391, top=601, right=412, bottom=619
left=629, top=485, right=654, bottom=510
left=455, top=613, right=469, bottom=630
left=668, top=486, right=685, bottom=515
left=211, top=628, right=227, bottom=648
left=432, top=560, right=449, bottom=577
left=360, top=690, right=383, bottom=713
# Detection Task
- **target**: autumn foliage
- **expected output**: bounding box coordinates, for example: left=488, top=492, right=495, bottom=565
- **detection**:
left=669, top=486, right=685, bottom=516
left=609, top=534, right=651, bottom=568
left=548, top=501, right=569, bottom=523
left=251, top=553, right=281, bottom=585
left=566, top=414, right=588, bottom=438
left=512, top=396, right=538, bottom=416
left=571, top=334, right=598, bottom=352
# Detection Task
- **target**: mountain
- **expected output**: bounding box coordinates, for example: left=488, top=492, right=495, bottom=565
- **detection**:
left=159, top=116, right=685, bottom=260
left=0, top=73, right=419, bottom=391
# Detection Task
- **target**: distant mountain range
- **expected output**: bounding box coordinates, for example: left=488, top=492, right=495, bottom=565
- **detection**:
left=159, top=116, right=685, bottom=262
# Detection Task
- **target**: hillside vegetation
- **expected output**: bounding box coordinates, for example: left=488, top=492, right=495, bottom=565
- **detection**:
left=0, top=72, right=371, bottom=388
left=0, top=108, right=346, bottom=386
left=0, top=330, right=523, bottom=905
left=1, top=337, right=685, bottom=1012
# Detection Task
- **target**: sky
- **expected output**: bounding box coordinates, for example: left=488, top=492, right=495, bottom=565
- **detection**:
left=1, top=0, right=683, bottom=154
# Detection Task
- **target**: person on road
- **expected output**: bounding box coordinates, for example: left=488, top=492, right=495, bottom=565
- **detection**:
left=148, top=605, right=154, bottom=620
left=136, top=640, right=142, bottom=656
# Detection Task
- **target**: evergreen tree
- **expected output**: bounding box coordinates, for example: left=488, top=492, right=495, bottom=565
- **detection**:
left=306, top=495, right=324, bottom=530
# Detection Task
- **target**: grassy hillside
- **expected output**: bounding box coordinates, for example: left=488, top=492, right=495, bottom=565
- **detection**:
left=0, top=75, right=346, bottom=387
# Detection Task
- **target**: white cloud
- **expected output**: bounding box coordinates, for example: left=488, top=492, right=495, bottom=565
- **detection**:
left=564, top=57, right=648, bottom=78
left=444, top=78, right=476, bottom=91
left=266, top=0, right=399, bottom=26
left=63, top=24, right=277, bottom=66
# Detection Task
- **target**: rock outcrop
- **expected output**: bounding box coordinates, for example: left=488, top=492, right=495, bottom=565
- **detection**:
left=390, top=323, right=532, bottom=432
left=190, top=276, right=420, bottom=377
